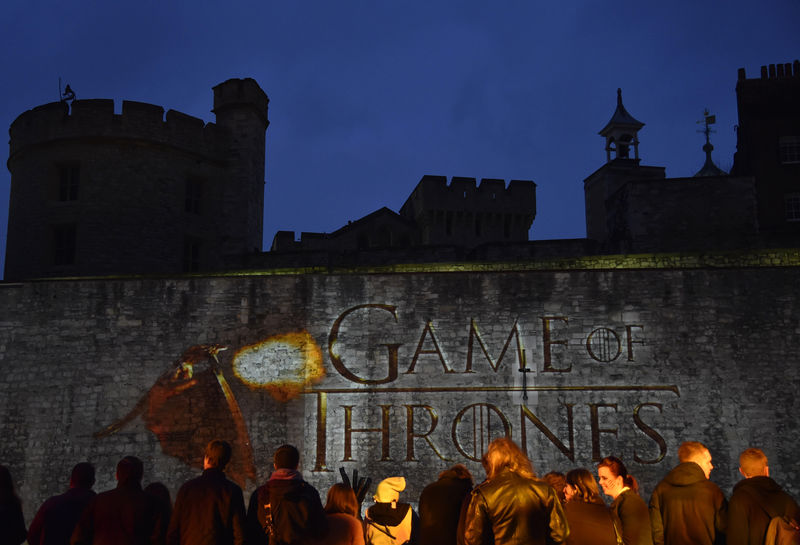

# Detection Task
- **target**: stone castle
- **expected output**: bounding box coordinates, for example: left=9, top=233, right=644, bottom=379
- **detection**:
left=5, top=78, right=269, bottom=281
left=1, top=62, right=799, bottom=519
left=6, top=61, right=799, bottom=280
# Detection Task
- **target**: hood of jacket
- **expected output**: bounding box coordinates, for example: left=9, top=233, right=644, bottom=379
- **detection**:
left=662, top=462, right=708, bottom=487
left=368, top=502, right=411, bottom=526
left=732, top=476, right=784, bottom=497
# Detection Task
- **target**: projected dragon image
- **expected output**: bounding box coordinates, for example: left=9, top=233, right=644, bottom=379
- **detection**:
left=93, top=333, right=325, bottom=487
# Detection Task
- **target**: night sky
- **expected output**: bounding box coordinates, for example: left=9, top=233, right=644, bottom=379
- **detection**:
left=1, top=1, right=797, bottom=278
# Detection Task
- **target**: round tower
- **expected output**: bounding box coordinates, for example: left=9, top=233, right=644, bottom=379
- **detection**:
left=4, top=78, right=269, bottom=281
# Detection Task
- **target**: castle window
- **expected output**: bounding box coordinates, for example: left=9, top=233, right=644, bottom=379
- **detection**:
left=446, top=212, right=453, bottom=236
left=504, top=214, right=511, bottom=238
left=779, top=136, right=800, bottom=164
left=183, top=237, right=201, bottom=272
left=786, top=193, right=800, bottom=222
left=53, top=224, right=76, bottom=265
left=475, top=215, right=482, bottom=236
left=185, top=179, right=203, bottom=214
left=58, top=165, right=79, bottom=201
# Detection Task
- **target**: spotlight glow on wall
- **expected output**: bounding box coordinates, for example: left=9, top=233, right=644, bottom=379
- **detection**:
left=233, top=331, right=325, bottom=401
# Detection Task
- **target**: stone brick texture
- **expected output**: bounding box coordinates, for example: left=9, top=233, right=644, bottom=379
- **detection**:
left=1, top=259, right=798, bottom=522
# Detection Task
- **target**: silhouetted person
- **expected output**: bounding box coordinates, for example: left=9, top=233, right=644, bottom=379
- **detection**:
left=28, top=462, right=96, bottom=545
left=727, top=447, right=799, bottom=545
left=320, top=483, right=365, bottom=545
left=71, top=456, right=165, bottom=545
left=563, top=468, right=617, bottom=545
left=143, top=483, right=172, bottom=534
left=648, top=441, right=727, bottom=545
left=543, top=471, right=567, bottom=504
left=246, top=444, right=327, bottom=545
left=418, top=464, right=473, bottom=545
left=597, top=456, right=652, bottom=545
left=0, top=464, right=27, bottom=545
left=167, top=439, right=245, bottom=545
left=462, top=438, right=568, bottom=545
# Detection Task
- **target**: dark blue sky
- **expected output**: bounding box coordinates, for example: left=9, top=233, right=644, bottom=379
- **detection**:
left=1, top=1, right=798, bottom=277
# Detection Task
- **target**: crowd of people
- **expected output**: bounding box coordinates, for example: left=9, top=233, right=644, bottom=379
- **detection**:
left=1, top=438, right=798, bottom=545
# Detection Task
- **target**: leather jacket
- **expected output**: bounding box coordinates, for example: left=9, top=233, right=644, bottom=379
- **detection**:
left=461, top=469, right=569, bottom=545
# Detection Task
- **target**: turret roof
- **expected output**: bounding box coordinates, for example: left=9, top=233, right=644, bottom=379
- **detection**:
left=599, top=88, right=644, bottom=136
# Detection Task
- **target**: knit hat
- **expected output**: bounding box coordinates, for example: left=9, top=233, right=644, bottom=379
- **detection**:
left=374, top=476, right=406, bottom=505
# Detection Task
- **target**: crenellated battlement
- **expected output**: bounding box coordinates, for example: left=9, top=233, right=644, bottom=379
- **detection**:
left=9, top=98, right=227, bottom=161
left=737, top=60, right=800, bottom=81
left=401, top=174, right=537, bottom=217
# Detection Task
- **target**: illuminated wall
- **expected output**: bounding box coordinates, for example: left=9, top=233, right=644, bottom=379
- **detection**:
left=1, top=256, right=798, bottom=520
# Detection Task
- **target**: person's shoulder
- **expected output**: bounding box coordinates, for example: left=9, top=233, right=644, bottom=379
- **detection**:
left=619, top=490, right=648, bottom=509
left=222, top=475, right=243, bottom=494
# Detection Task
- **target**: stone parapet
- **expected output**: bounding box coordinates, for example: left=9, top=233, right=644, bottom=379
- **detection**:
left=9, top=98, right=226, bottom=161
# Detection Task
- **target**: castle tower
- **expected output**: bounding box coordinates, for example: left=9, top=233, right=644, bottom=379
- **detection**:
left=5, top=78, right=269, bottom=281
left=212, top=78, right=270, bottom=260
left=731, top=61, right=800, bottom=236
left=584, top=89, right=665, bottom=246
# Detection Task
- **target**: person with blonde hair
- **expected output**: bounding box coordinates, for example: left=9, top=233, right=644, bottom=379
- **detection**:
left=461, top=437, right=568, bottom=544
left=597, top=456, right=652, bottom=545
left=563, top=468, right=617, bottom=545
left=727, top=447, right=799, bottom=545
left=321, top=483, right=365, bottom=545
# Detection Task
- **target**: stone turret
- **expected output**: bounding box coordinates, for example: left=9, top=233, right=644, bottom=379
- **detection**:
left=212, top=78, right=270, bottom=259
left=5, top=78, right=269, bottom=280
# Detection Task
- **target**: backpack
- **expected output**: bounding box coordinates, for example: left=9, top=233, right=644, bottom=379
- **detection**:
left=764, top=515, right=800, bottom=545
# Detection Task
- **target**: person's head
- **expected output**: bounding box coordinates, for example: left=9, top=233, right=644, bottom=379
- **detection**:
left=324, top=483, right=359, bottom=517
left=69, top=462, right=95, bottom=489
left=439, top=464, right=474, bottom=486
left=739, top=448, right=769, bottom=478
left=116, top=456, right=144, bottom=486
left=565, top=468, right=604, bottom=505
left=273, top=444, right=300, bottom=470
left=204, top=440, right=232, bottom=470
left=678, top=441, right=713, bottom=479
left=374, top=476, right=406, bottom=506
left=542, top=472, right=566, bottom=503
left=482, top=437, right=536, bottom=480
left=597, top=456, right=637, bottom=498
left=144, top=482, right=173, bottom=510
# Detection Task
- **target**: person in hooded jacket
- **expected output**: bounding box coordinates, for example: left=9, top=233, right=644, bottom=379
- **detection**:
left=365, top=476, right=419, bottom=545
left=727, top=448, right=799, bottom=545
left=648, top=441, right=727, bottom=545
left=246, top=444, right=327, bottom=545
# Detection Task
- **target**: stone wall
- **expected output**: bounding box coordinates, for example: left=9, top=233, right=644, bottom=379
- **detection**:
left=1, top=255, right=798, bottom=522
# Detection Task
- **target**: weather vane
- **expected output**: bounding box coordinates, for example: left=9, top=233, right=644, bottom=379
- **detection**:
left=697, top=108, right=716, bottom=147
left=58, top=77, right=76, bottom=104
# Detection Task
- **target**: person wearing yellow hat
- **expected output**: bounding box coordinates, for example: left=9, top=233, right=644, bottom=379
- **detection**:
left=365, top=476, right=419, bottom=545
